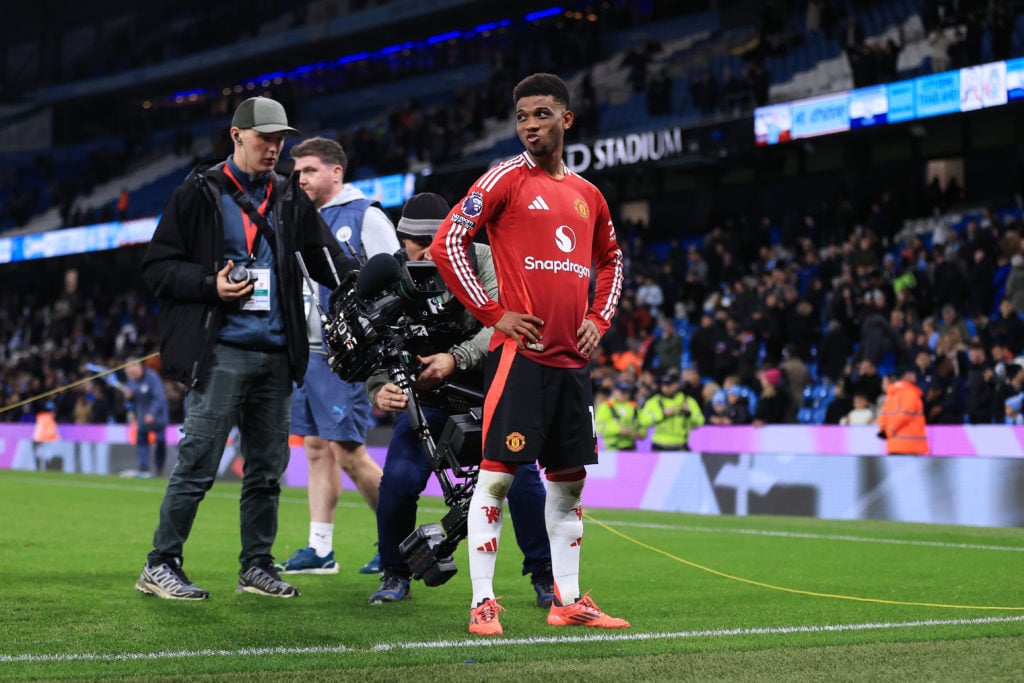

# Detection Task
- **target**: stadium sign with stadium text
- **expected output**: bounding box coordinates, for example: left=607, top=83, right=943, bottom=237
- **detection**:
left=565, top=126, right=684, bottom=173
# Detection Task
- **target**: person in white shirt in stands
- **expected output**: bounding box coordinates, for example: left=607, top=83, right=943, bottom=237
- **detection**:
left=841, top=392, right=876, bottom=426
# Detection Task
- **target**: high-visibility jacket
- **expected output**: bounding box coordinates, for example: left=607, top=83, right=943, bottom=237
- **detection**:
left=877, top=380, right=929, bottom=455
left=640, top=391, right=705, bottom=449
left=595, top=398, right=643, bottom=450
left=33, top=410, right=58, bottom=443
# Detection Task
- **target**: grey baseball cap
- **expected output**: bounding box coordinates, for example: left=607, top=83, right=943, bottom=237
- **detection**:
left=231, top=97, right=299, bottom=135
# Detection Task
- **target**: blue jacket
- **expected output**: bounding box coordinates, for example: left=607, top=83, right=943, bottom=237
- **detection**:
left=125, top=368, right=169, bottom=426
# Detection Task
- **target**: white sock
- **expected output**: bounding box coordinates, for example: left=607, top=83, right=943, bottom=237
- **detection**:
left=468, top=469, right=514, bottom=606
left=546, top=477, right=586, bottom=605
left=309, top=522, right=333, bottom=557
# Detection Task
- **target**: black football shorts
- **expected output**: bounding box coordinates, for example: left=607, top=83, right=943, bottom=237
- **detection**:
left=482, top=343, right=598, bottom=469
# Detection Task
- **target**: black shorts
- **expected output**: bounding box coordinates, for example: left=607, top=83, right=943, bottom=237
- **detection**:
left=482, top=344, right=598, bottom=469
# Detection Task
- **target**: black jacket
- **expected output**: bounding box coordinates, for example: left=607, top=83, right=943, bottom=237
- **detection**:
left=142, top=161, right=353, bottom=388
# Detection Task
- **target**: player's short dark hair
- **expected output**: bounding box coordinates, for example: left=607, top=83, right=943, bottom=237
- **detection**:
left=290, top=136, right=348, bottom=170
left=513, top=73, right=570, bottom=109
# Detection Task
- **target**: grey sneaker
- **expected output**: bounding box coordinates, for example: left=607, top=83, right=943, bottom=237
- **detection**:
left=237, top=564, right=300, bottom=598
left=136, top=560, right=210, bottom=600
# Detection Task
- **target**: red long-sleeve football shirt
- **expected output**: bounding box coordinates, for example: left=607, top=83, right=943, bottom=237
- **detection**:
left=432, top=152, right=624, bottom=368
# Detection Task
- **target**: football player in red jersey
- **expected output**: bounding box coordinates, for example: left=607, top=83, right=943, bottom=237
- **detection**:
left=432, top=73, right=629, bottom=636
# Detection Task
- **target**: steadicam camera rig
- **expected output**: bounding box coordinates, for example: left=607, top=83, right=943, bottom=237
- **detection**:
left=294, top=249, right=482, bottom=587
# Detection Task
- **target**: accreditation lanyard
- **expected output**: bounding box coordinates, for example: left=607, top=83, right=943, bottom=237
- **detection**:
left=222, top=164, right=273, bottom=259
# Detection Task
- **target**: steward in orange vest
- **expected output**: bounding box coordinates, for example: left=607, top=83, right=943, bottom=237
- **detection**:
left=877, top=366, right=929, bottom=455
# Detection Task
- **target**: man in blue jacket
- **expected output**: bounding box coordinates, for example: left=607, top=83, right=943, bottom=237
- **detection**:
left=123, top=360, right=169, bottom=478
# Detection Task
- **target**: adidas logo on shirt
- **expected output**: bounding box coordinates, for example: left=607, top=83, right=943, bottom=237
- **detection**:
left=528, top=195, right=550, bottom=210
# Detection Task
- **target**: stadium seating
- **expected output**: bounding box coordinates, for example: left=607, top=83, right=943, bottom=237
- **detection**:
left=798, top=379, right=836, bottom=425
left=9, top=0, right=1024, bottom=240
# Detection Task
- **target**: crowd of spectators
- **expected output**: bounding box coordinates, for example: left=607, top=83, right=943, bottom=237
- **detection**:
left=8, top=3, right=1024, bottom=438
left=0, top=144, right=138, bottom=232
left=684, top=62, right=772, bottom=118
left=0, top=259, right=173, bottom=426
left=8, top=178, right=1024, bottom=440
left=589, top=184, right=1024, bottom=433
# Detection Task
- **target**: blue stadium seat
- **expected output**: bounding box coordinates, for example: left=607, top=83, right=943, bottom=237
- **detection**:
left=877, top=353, right=897, bottom=379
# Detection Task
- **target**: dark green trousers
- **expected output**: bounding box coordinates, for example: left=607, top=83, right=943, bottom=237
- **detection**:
left=148, top=343, right=292, bottom=569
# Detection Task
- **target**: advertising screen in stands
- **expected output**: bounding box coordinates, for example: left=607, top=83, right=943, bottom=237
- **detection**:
left=348, top=172, right=416, bottom=210
left=0, top=173, right=416, bottom=264
left=755, top=58, right=1015, bottom=145
left=1007, top=57, right=1024, bottom=99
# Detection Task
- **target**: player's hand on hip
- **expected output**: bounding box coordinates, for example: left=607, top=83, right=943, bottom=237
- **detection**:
left=576, top=318, right=601, bottom=357
left=495, top=311, right=544, bottom=350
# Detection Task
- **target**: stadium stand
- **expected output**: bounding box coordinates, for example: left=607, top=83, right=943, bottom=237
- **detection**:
left=6, top=0, right=1024, bottom=434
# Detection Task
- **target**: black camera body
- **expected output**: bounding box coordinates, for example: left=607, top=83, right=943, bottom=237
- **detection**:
left=227, top=263, right=258, bottom=285
left=322, top=255, right=466, bottom=383
left=321, top=253, right=482, bottom=586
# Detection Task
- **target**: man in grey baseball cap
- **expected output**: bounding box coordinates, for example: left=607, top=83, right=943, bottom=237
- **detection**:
left=135, top=92, right=353, bottom=602
left=229, top=97, right=298, bottom=177
left=231, top=96, right=299, bottom=135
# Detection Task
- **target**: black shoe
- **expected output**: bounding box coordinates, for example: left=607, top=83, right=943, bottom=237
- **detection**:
left=532, top=573, right=555, bottom=607
left=237, top=563, right=300, bottom=598
left=368, top=572, right=411, bottom=604
left=136, top=559, right=209, bottom=600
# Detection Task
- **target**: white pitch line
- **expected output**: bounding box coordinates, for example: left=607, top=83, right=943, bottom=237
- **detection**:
left=0, top=645, right=352, bottom=664
left=376, top=614, right=1024, bottom=650
left=4, top=615, right=1024, bottom=664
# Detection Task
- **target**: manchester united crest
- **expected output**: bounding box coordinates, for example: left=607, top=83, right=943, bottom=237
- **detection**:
left=505, top=432, right=526, bottom=453
left=573, top=197, right=589, bottom=218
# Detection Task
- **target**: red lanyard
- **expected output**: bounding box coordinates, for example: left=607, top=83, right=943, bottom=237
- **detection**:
left=222, top=165, right=272, bottom=257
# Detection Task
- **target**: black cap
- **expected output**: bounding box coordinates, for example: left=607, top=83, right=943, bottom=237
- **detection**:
left=397, top=192, right=450, bottom=239
left=231, top=97, right=299, bottom=135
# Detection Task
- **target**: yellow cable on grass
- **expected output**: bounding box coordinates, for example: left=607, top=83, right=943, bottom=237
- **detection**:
left=586, top=513, right=1024, bottom=611
left=0, top=352, right=159, bottom=416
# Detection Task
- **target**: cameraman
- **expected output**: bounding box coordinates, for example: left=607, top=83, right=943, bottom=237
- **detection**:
left=365, top=193, right=553, bottom=606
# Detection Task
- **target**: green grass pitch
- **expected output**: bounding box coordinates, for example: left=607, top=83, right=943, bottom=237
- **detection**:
left=2, top=469, right=1023, bottom=681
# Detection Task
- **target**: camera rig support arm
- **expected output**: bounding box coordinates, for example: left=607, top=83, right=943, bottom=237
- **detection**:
left=389, top=362, right=480, bottom=587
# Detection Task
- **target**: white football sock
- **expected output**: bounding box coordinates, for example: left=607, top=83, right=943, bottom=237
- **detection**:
left=546, top=477, right=586, bottom=605
left=309, top=522, right=334, bottom=557
left=468, top=469, right=514, bottom=606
